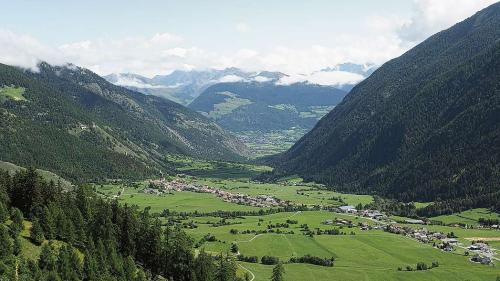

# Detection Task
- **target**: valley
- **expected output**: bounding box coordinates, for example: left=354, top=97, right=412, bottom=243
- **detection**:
left=0, top=1, right=499, bottom=281
left=93, top=160, right=500, bottom=281
left=236, top=129, right=309, bottom=158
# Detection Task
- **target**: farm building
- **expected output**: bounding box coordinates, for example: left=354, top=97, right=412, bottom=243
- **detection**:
left=442, top=238, right=459, bottom=244
left=405, top=219, right=425, bottom=224
left=338, top=205, right=357, bottom=213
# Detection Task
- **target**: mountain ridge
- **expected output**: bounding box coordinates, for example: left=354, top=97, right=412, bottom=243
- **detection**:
left=188, top=81, right=347, bottom=132
left=0, top=62, right=248, bottom=182
left=271, top=3, right=500, bottom=210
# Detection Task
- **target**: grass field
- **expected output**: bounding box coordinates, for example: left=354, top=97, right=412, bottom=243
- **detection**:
left=165, top=155, right=271, bottom=180
left=196, top=178, right=373, bottom=207
left=93, top=160, right=500, bottom=281
left=97, top=177, right=373, bottom=214
left=181, top=210, right=500, bottom=281
left=430, top=208, right=500, bottom=225
left=97, top=183, right=260, bottom=213
left=0, top=85, right=26, bottom=101
left=236, top=129, right=309, bottom=158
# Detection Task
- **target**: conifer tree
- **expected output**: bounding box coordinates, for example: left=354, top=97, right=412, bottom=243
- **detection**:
left=0, top=225, right=13, bottom=259
left=194, top=249, right=216, bottom=281
left=270, top=262, right=285, bottom=281
left=31, top=218, right=45, bottom=244
left=0, top=202, right=8, bottom=223
left=39, top=243, right=57, bottom=271
left=13, top=235, right=22, bottom=256
left=9, top=207, right=24, bottom=237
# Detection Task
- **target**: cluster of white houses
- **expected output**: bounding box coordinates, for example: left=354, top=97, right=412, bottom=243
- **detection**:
left=385, top=225, right=447, bottom=243
left=337, top=205, right=496, bottom=265
left=337, top=205, right=387, bottom=221
left=146, top=179, right=290, bottom=208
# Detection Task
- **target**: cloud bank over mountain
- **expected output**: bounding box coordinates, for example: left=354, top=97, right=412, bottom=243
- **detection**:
left=0, top=0, right=496, bottom=86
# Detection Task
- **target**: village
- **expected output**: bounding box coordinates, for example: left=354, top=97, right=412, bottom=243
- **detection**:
left=140, top=179, right=499, bottom=266
left=334, top=205, right=498, bottom=265
left=146, top=179, right=291, bottom=208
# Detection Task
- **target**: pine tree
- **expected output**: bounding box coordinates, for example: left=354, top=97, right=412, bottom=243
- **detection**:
left=270, top=262, right=285, bottom=281
left=124, top=256, right=137, bottom=280
left=9, top=207, right=24, bottom=237
left=0, top=202, right=8, bottom=223
left=0, top=225, right=13, bottom=258
left=69, top=247, right=83, bottom=278
left=83, top=249, right=98, bottom=281
left=31, top=218, right=45, bottom=245
left=40, top=206, right=56, bottom=239
left=230, top=243, right=239, bottom=254
left=216, top=253, right=238, bottom=281
left=39, top=243, right=57, bottom=271
left=13, top=235, right=22, bottom=256
left=194, top=249, right=216, bottom=281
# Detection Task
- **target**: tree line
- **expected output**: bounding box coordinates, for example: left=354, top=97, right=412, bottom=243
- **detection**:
left=0, top=168, right=245, bottom=280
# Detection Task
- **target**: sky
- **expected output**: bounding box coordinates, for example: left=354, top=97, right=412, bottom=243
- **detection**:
left=0, top=0, right=497, bottom=84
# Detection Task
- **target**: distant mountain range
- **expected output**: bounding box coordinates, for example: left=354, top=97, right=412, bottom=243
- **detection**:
left=0, top=62, right=248, bottom=182
left=272, top=3, right=500, bottom=212
left=189, top=82, right=347, bottom=132
left=104, top=68, right=287, bottom=105
left=104, top=63, right=374, bottom=105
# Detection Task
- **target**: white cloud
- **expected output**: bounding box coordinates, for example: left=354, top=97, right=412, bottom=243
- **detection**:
left=0, top=1, right=495, bottom=80
left=235, top=22, right=251, bottom=33
left=0, top=29, right=64, bottom=71
left=112, top=75, right=166, bottom=89
left=398, top=0, right=498, bottom=43
left=277, top=71, right=365, bottom=86
left=57, top=33, right=217, bottom=77
left=162, top=47, right=188, bottom=58
left=218, top=75, right=245, bottom=83
left=252, top=76, right=272, bottom=82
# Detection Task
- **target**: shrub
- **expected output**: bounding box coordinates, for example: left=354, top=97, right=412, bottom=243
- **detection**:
left=261, top=256, right=280, bottom=265
left=416, top=262, right=428, bottom=271
left=237, top=255, right=258, bottom=263
left=289, top=255, right=334, bottom=267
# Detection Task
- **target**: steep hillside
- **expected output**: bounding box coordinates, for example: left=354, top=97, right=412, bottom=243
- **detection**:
left=189, top=82, right=347, bottom=132
left=104, top=73, right=184, bottom=104
left=273, top=3, right=500, bottom=209
left=0, top=63, right=248, bottom=182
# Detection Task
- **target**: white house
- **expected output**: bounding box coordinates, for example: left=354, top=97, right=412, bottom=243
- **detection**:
left=338, top=205, right=357, bottom=213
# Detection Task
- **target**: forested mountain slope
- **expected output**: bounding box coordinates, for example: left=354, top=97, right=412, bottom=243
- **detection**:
left=273, top=3, right=500, bottom=209
left=0, top=63, right=248, bottom=182
left=189, top=82, right=347, bottom=132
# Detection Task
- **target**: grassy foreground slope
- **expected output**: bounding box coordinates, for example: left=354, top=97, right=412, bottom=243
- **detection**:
left=184, top=211, right=500, bottom=281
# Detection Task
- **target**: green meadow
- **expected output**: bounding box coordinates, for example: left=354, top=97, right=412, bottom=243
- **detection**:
left=96, top=183, right=259, bottom=213
left=94, top=162, right=500, bottom=281
left=195, top=178, right=373, bottom=207
left=430, top=208, right=500, bottom=225
left=0, top=85, right=26, bottom=101
left=165, top=154, right=271, bottom=180
left=182, top=211, right=500, bottom=281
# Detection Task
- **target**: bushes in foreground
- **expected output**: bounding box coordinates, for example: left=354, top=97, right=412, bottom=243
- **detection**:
left=398, top=261, right=439, bottom=271
left=237, top=254, right=258, bottom=263
left=241, top=254, right=334, bottom=267
left=261, top=256, right=280, bottom=265
left=289, top=255, right=334, bottom=267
